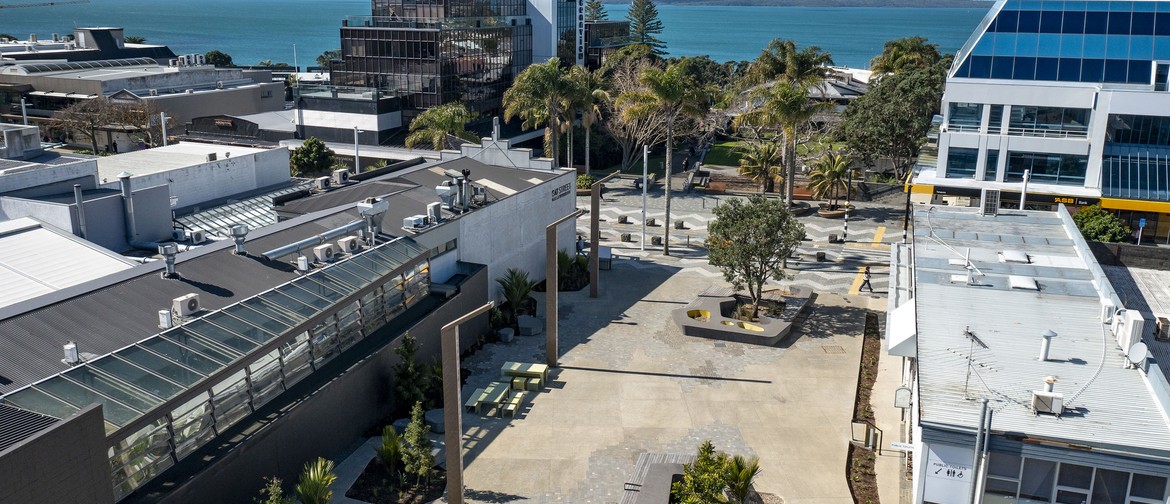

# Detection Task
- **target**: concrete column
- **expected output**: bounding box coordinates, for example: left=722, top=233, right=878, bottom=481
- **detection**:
left=442, top=301, right=495, bottom=504
left=546, top=209, right=584, bottom=367
left=589, top=172, right=619, bottom=299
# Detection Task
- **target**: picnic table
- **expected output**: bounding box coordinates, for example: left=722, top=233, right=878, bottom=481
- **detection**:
left=477, top=381, right=510, bottom=415
left=501, top=361, right=549, bottom=388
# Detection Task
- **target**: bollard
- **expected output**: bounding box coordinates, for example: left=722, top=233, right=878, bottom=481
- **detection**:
left=675, top=219, right=685, bottom=230
left=621, top=233, right=632, bottom=242
left=647, top=217, right=657, bottom=227
left=652, top=236, right=663, bottom=246
left=816, top=251, right=827, bottom=262
left=829, top=234, right=838, bottom=243
left=618, top=215, right=629, bottom=224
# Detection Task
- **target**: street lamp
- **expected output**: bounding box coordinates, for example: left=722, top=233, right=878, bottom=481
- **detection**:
left=353, top=126, right=361, bottom=173
left=843, top=166, right=853, bottom=242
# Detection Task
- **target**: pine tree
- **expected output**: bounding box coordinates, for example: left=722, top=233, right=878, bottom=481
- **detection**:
left=626, top=0, right=667, bottom=55
left=401, top=401, right=434, bottom=488
left=584, top=0, right=607, bottom=21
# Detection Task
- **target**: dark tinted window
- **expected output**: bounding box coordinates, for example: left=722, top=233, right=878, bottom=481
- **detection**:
left=1015, top=56, right=1037, bottom=79
left=1129, top=59, right=1152, bottom=83
left=993, top=56, right=1016, bottom=78
left=1059, top=58, right=1082, bottom=81
left=1085, top=11, right=1109, bottom=33
left=1036, top=57, right=1060, bottom=80
left=1082, top=58, right=1105, bottom=80
left=1132, top=12, right=1155, bottom=34
left=1105, top=59, right=1129, bottom=82
left=997, top=10, right=1020, bottom=32
left=1064, top=11, right=1086, bottom=34
left=1040, top=10, right=1064, bottom=32
left=1157, top=12, right=1170, bottom=35
left=971, top=56, right=993, bottom=78
left=1108, top=11, right=1132, bottom=34
left=1019, top=10, right=1042, bottom=32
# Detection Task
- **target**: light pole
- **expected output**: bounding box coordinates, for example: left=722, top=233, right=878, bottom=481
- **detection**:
left=353, top=126, right=360, bottom=173
left=441, top=301, right=495, bottom=504
left=641, top=144, right=648, bottom=252
left=843, top=167, right=853, bottom=242
left=546, top=208, right=585, bottom=367
left=20, top=97, right=28, bottom=126
left=1019, top=168, right=1030, bottom=210
left=159, top=112, right=169, bottom=147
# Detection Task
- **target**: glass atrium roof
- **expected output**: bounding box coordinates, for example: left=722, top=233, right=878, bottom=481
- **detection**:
left=0, top=237, right=428, bottom=433
left=176, top=183, right=311, bottom=237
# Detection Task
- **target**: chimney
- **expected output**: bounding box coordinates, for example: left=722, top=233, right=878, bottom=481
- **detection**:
left=118, top=172, right=138, bottom=244
left=1039, top=330, right=1057, bottom=361
left=159, top=243, right=178, bottom=278
left=229, top=224, right=249, bottom=255
left=492, top=116, right=500, bottom=141
left=73, top=184, right=88, bottom=239
left=1043, top=376, right=1057, bottom=393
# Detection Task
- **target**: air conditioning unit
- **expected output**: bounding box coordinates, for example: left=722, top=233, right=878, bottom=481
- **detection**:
left=426, top=201, right=442, bottom=223
left=173, top=293, right=201, bottom=316
left=403, top=215, right=426, bottom=229
left=1157, top=317, right=1170, bottom=341
left=314, top=176, right=331, bottom=191
left=168, top=59, right=177, bottom=67
left=172, top=228, right=186, bottom=241
left=332, top=169, right=350, bottom=185
left=1100, top=301, right=1116, bottom=324
left=1111, top=309, right=1127, bottom=337
left=158, top=309, right=173, bottom=329
left=1119, top=310, right=1145, bottom=354
left=1031, top=390, right=1064, bottom=416
left=149, top=88, right=158, bottom=96
left=195, top=54, right=205, bottom=65
left=337, top=236, right=360, bottom=253
left=436, top=184, right=456, bottom=208
left=313, top=243, right=336, bottom=262
left=189, top=229, right=207, bottom=244
left=980, top=189, right=1000, bottom=216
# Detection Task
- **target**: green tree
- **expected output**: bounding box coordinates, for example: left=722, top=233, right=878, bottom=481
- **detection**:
left=734, top=82, right=831, bottom=205
left=504, top=57, right=574, bottom=165
left=1073, top=204, right=1131, bottom=242
left=737, top=140, right=783, bottom=193
left=626, top=0, right=667, bottom=56
left=807, top=150, right=854, bottom=208
left=618, top=61, right=708, bottom=255
left=495, top=268, right=538, bottom=325
left=289, top=137, right=334, bottom=177
left=584, top=0, right=607, bottom=21
left=567, top=65, right=610, bottom=172
left=742, top=39, right=834, bottom=91
left=671, top=440, right=729, bottom=504
left=123, top=35, right=146, bottom=44
left=401, top=401, right=434, bottom=488
left=374, top=425, right=403, bottom=476
left=842, top=65, right=944, bottom=179
left=316, top=49, right=342, bottom=67
left=708, top=195, right=805, bottom=319
left=405, top=102, right=479, bottom=150
left=724, top=454, right=762, bottom=504
left=204, top=50, right=234, bottom=66
left=256, top=476, right=295, bottom=504
left=869, top=36, right=941, bottom=75
left=394, top=332, right=428, bottom=414
left=52, top=98, right=118, bottom=155
left=294, top=458, right=336, bottom=504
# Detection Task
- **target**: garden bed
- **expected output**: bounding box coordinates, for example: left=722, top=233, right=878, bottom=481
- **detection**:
left=345, top=458, right=445, bottom=504
left=846, top=311, right=882, bottom=504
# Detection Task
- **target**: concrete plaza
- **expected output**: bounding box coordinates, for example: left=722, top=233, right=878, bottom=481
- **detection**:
left=452, top=261, right=878, bottom=503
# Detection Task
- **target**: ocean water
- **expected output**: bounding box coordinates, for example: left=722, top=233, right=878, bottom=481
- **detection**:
left=1, top=0, right=989, bottom=69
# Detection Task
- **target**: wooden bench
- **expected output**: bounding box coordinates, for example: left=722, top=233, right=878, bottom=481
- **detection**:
left=511, top=376, right=526, bottom=391
left=525, top=377, right=541, bottom=391
left=464, top=388, right=485, bottom=413
left=502, top=393, right=525, bottom=417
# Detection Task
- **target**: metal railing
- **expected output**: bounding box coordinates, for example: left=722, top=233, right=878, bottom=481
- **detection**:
left=1006, top=126, right=1088, bottom=139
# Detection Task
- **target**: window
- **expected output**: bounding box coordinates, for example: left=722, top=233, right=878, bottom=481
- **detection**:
left=983, top=454, right=1168, bottom=504
left=948, top=102, right=983, bottom=131
left=984, top=150, right=1001, bottom=181
left=1008, top=106, right=1091, bottom=137
left=946, top=147, right=980, bottom=178
left=1155, top=63, right=1169, bottom=91
left=989, top=105, right=1005, bottom=132
left=1007, top=151, right=1089, bottom=185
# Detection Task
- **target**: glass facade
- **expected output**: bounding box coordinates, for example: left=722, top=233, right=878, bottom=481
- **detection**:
left=1107, top=112, right=1170, bottom=145
left=952, top=0, right=1170, bottom=84
left=0, top=237, right=432, bottom=500
left=1006, top=150, right=1089, bottom=184
left=946, top=147, right=980, bottom=178
left=982, top=453, right=1167, bottom=504
left=1008, top=106, right=1091, bottom=137
left=948, top=102, right=984, bottom=131
left=583, top=20, right=633, bottom=69
left=556, top=0, right=579, bottom=64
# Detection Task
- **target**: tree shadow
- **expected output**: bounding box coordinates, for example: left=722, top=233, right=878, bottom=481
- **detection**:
left=463, top=488, right=527, bottom=502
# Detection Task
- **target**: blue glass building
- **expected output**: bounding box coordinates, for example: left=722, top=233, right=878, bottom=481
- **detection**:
left=918, top=0, right=1170, bottom=241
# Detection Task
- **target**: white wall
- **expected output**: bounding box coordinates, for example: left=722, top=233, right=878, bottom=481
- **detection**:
left=296, top=109, right=402, bottom=132
left=100, top=147, right=290, bottom=209
left=0, top=158, right=98, bottom=195
left=528, top=0, right=557, bottom=62
left=457, top=168, right=576, bottom=300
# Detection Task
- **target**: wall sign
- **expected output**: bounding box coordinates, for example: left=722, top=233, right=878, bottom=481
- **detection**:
left=551, top=182, right=572, bottom=202
left=922, top=443, right=974, bottom=504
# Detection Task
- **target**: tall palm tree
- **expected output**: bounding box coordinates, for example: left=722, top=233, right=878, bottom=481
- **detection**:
left=294, top=457, right=336, bottom=504
left=504, top=57, right=574, bottom=166
left=734, top=82, right=831, bottom=205
left=737, top=141, right=782, bottom=193
left=618, top=62, right=708, bottom=255
left=724, top=454, right=762, bottom=504
left=568, top=65, right=610, bottom=173
left=869, top=36, right=941, bottom=75
left=807, top=150, right=854, bottom=208
left=405, top=102, right=480, bottom=150
left=743, top=39, right=834, bottom=93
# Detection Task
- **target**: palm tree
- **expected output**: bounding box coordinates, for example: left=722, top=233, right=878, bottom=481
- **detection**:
left=567, top=65, right=610, bottom=173
left=869, top=36, right=941, bottom=75
left=737, top=141, right=783, bottom=193
left=374, top=425, right=403, bottom=476
left=495, top=268, right=538, bottom=324
left=405, top=102, right=479, bottom=150
left=724, top=454, right=762, bottom=504
left=294, top=457, right=336, bottom=504
left=618, top=62, right=708, bottom=255
left=807, top=150, right=854, bottom=209
left=504, top=57, right=574, bottom=166
left=743, top=39, right=834, bottom=93
left=734, top=82, right=831, bottom=205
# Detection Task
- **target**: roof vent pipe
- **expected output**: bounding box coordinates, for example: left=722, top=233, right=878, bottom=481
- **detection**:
left=159, top=243, right=178, bottom=278
left=1039, top=330, right=1057, bottom=361
left=261, top=219, right=366, bottom=261
left=118, top=172, right=137, bottom=245
left=357, top=197, right=389, bottom=246
left=1043, top=376, right=1057, bottom=393
left=228, top=224, right=249, bottom=255
left=73, top=183, right=88, bottom=239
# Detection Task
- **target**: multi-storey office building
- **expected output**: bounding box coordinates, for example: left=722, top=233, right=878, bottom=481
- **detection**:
left=583, top=20, right=633, bottom=70
left=915, top=0, right=1170, bottom=242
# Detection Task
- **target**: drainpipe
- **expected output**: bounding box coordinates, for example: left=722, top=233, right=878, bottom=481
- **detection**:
left=969, top=398, right=989, bottom=504
left=119, top=172, right=137, bottom=244
left=73, top=184, right=88, bottom=239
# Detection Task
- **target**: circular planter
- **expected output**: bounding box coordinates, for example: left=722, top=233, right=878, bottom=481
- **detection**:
left=818, top=209, right=847, bottom=219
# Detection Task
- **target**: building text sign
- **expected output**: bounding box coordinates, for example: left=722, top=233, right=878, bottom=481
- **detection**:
left=922, top=443, right=974, bottom=504
left=551, top=182, right=572, bottom=202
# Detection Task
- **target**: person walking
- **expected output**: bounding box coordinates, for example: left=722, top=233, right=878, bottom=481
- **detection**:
left=860, top=266, right=874, bottom=293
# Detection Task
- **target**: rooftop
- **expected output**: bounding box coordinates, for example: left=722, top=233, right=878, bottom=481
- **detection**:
left=0, top=218, right=134, bottom=310
left=905, top=205, right=1170, bottom=456
left=95, top=143, right=268, bottom=182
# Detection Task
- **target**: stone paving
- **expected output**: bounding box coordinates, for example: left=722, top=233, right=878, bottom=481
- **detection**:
left=447, top=261, right=870, bottom=503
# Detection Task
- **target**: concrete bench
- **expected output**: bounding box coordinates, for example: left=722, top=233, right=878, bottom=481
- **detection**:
left=511, top=376, right=527, bottom=391
left=525, top=377, right=542, bottom=391
left=464, top=388, right=485, bottom=413
left=517, top=315, right=542, bottom=336
left=502, top=393, right=524, bottom=417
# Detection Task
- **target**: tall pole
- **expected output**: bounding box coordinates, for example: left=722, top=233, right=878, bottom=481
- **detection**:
left=1019, top=169, right=1030, bottom=210
left=968, top=398, right=989, bottom=504
left=590, top=172, right=619, bottom=299
left=292, top=43, right=298, bottom=77
left=159, top=112, right=168, bottom=147
left=353, top=126, right=360, bottom=173
left=903, top=180, right=912, bottom=244
left=546, top=209, right=584, bottom=367
left=20, top=97, right=28, bottom=126
left=844, top=167, right=852, bottom=241
left=641, top=144, right=648, bottom=252
left=442, top=301, right=495, bottom=504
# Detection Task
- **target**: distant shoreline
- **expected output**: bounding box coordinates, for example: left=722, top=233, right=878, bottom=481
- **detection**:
left=603, top=0, right=988, bottom=7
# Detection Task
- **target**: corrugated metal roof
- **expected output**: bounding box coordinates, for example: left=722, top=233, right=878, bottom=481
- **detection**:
left=0, top=403, right=58, bottom=452
left=0, top=218, right=134, bottom=309
left=910, top=206, right=1170, bottom=456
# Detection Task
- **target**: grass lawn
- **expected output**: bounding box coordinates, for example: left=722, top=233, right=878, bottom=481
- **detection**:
left=598, top=154, right=668, bottom=176
left=704, top=140, right=744, bottom=166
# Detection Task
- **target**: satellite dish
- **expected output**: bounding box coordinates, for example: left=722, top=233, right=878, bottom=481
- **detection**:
left=1127, top=342, right=1149, bottom=363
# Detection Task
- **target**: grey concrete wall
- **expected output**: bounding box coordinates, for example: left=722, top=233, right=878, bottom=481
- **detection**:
left=1089, top=241, right=1170, bottom=271
left=0, top=404, right=115, bottom=504
left=0, top=158, right=99, bottom=196
left=150, top=265, right=490, bottom=504
left=98, top=147, right=289, bottom=209
left=151, top=83, right=284, bottom=124
left=76, top=193, right=129, bottom=252
left=0, top=196, right=73, bottom=230
left=130, top=184, right=174, bottom=244
left=443, top=136, right=556, bottom=171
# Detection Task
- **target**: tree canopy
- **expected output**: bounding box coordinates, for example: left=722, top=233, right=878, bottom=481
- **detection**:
left=316, top=49, right=342, bottom=67
left=584, top=0, right=607, bottom=21
left=707, top=195, right=805, bottom=319
left=869, top=36, right=941, bottom=75
left=1072, top=204, right=1131, bottom=242
left=203, top=50, right=234, bottom=67
left=627, top=0, right=667, bottom=55
left=123, top=35, right=146, bottom=44
left=405, top=102, right=479, bottom=150
left=289, top=137, right=335, bottom=177
left=841, top=63, right=945, bottom=178
left=742, top=39, right=833, bottom=90
left=503, top=57, right=575, bottom=164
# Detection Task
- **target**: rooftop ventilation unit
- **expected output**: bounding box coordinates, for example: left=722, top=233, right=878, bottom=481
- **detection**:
left=296, top=255, right=310, bottom=271
left=149, top=88, right=158, bottom=96
left=314, top=176, right=331, bottom=191
left=1031, top=390, right=1064, bottom=416
left=1008, top=275, right=1038, bottom=290
left=332, top=169, right=350, bottom=185
left=189, top=229, right=207, bottom=245
left=215, top=80, right=223, bottom=89
left=356, top=197, right=389, bottom=244
left=426, top=201, right=442, bottom=224
left=1100, top=300, right=1117, bottom=324
left=63, top=341, right=79, bottom=365
left=436, top=183, right=456, bottom=209
left=999, top=250, right=1030, bottom=264
left=159, top=242, right=179, bottom=278
left=228, top=224, right=249, bottom=255
left=173, top=293, right=201, bottom=317
left=980, top=189, right=1000, bottom=217
left=158, top=309, right=173, bottom=329
left=206, top=152, right=216, bottom=161
left=338, top=236, right=360, bottom=253
left=403, top=215, right=427, bottom=229
left=313, top=243, right=336, bottom=262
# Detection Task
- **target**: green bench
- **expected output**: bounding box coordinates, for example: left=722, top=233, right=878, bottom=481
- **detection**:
left=502, top=393, right=525, bottom=417
left=525, top=377, right=541, bottom=391
left=464, top=388, right=486, bottom=413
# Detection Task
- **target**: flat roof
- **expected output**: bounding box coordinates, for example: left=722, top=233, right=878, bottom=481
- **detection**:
left=95, top=142, right=269, bottom=181
left=908, top=205, right=1170, bottom=456
left=0, top=218, right=134, bottom=310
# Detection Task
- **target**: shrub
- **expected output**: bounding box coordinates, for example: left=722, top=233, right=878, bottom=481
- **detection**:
left=577, top=173, right=598, bottom=190
left=1072, top=204, right=1131, bottom=242
left=294, top=458, right=336, bottom=504
left=374, top=425, right=403, bottom=475
left=401, top=401, right=434, bottom=488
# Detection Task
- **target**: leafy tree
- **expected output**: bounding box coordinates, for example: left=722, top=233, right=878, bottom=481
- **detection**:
left=52, top=98, right=118, bottom=155
left=599, top=43, right=662, bottom=77
left=374, top=425, right=403, bottom=476
left=708, top=195, right=805, bottom=320
left=0, top=34, right=16, bottom=42
left=737, top=140, right=782, bottom=193
left=316, top=49, right=342, bottom=67
left=405, top=102, right=479, bottom=150
left=742, top=39, right=833, bottom=91
left=256, top=477, right=295, bottom=504
left=869, top=36, right=941, bottom=75
left=1073, top=204, right=1131, bottom=242
left=618, top=61, right=708, bottom=255
left=394, top=332, right=429, bottom=414
left=294, top=458, right=336, bottom=504
left=289, top=137, right=334, bottom=177
left=401, top=401, right=434, bottom=488
left=807, top=150, right=854, bottom=208
left=671, top=440, right=729, bottom=504
left=204, top=50, right=234, bottom=67
left=626, top=0, right=667, bottom=56
left=584, top=0, right=607, bottom=21
left=841, top=66, right=943, bottom=179
left=123, top=35, right=146, bottom=44
left=724, top=454, right=762, bottom=504
left=734, top=82, right=831, bottom=205
left=503, top=57, right=574, bottom=165
left=496, top=268, right=538, bottom=325
left=601, top=57, right=667, bottom=171
left=568, top=65, right=610, bottom=172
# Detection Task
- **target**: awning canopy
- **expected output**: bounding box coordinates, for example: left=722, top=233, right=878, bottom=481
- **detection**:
left=887, top=301, right=917, bottom=357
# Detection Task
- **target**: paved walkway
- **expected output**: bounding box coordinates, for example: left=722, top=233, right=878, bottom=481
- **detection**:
left=872, top=343, right=912, bottom=504
left=445, top=262, right=867, bottom=503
